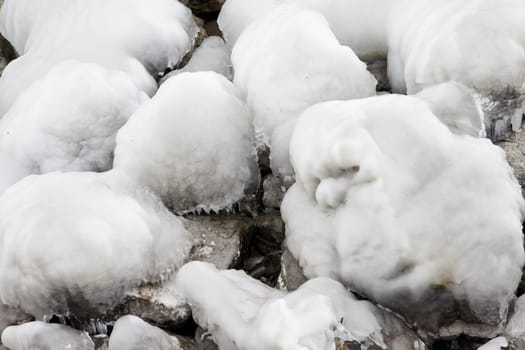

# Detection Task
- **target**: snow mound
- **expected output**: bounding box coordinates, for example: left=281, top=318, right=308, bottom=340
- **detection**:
left=416, top=81, right=485, bottom=137
left=231, top=8, right=376, bottom=177
left=0, top=171, right=191, bottom=318
left=161, top=36, right=233, bottom=83
left=0, top=61, right=148, bottom=193
left=176, top=262, right=426, bottom=350
left=282, top=94, right=524, bottom=336
left=114, top=72, right=258, bottom=214
left=108, top=316, right=182, bottom=350
left=1, top=321, right=94, bottom=350
left=387, top=0, right=525, bottom=94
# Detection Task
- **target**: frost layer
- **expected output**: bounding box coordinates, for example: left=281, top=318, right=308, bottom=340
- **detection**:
left=0, top=61, right=147, bottom=193
left=282, top=95, right=524, bottom=336
left=176, top=262, right=427, bottom=350
left=108, top=316, right=182, bottom=350
left=387, top=0, right=525, bottom=94
left=1, top=322, right=94, bottom=350
left=114, top=72, right=258, bottom=213
left=231, top=8, right=375, bottom=176
left=0, top=172, right=191, bottom=318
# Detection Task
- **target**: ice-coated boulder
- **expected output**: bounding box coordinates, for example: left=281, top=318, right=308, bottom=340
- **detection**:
left=505, top=295, right=525, bottom=349
left=176, top=261, right=426, bottom=350
left=0, top=61, right=147, bottom=193
left=387, top=0, right=525, bottom=94
left=282, top=94, right=524, bottom=337
left=231, top=7, right=375, bottom=177
left=1, top=322, right=94, bottom=350
left=0, top=171, right=191, bottom=318
left=113, top=72, right=258, bottom=214
left=108, top=316, right=182, bottom=350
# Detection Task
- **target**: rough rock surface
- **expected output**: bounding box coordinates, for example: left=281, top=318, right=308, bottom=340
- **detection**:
left=278, top=246, right=307, bottom=292
left=505, top=295, right=525, bottom=350
left=261, top=175, right=288, bottom=209
left=180, top=0, right=225, bottom=14
left=0, top=305, right=32, bottom=338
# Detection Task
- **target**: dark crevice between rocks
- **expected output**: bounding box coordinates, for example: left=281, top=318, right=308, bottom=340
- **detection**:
left=430, top=335, right=489, bottom=350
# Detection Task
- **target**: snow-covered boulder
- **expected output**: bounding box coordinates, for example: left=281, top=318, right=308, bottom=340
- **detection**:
left=176, top=261, right=426, bottom=350
left=282, top=94, right=524, bottom=337
left=108, top=316, right=182, bottom=350
left=113, top=72, right=258, bottom=214
left=0, top=304, right=31, bottom=338
left=1, top=322, right=94, bottom=350
left=505, top=295, right=525, bottom=349
left=387, top=0, right=525, bottom=94
left=0, top=61, right=147, bottom=193
left=231, top=8, right=376, bottom=177
left=160, top=36, right=233, bottom=83
left=0, top=171, right=191, bottom=318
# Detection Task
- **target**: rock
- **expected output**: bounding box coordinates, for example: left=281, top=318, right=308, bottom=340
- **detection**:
left=366, top=59, right=390, bottom=92
left=0, top=32, right=16, bottom=76
left=1, top=321, right=94, bottom=350
left=103, top=283, right=192, bottom=334
left=278, top=246, right=307, bottom=291
left=262, top=175, right=288, bottom=209
left=180, top=0, right=225, bottom=14
left=0, top=304, right=32, bottom=337
left=185, top=214, right=256, bottom=270
left=497, top=128, right=525, bottom=199
left=107, top=316, right=181, bottom=350
left=480, top=88, right=524, bottom=142
left=92, top=334, right=109, bottom=350
left=194, top=327, right=219, bottom=350
left=505, top=295, right=525, bottom=350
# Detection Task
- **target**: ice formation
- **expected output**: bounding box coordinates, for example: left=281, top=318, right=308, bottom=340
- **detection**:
left=113, top=72, right=258, bottom=213
left=387, top=0, right=525, bottom=94
left=231, top=7, right=375, bottom=176
left=0, top=61, right=148, bottom=193
left=415, top=81, right=485, bottom=137
left=108, top=315, right=182, bottom=350
left=0, top=171, right=191, bottom=318
left=161, top=36, right=233, bottom=83
left=477, top=337, right=509, bottom=350
left=1, top=321, right=94, bottom=350
left=282, top=94, right=524, bottom=336
left=176, top=261, right=425, bottom=350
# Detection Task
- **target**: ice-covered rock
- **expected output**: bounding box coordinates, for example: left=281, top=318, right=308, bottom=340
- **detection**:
left=282, top=94, right=524, bottom=337
left=0, top=171, right=191, bottom=318
left=232, top=8, right=375, bottom=176
left=176, top=261, right=426, bottom=350
left=1, top=321, right=94, bottom=350
left=108, top=316, right=182, bottom=350
left=416, top=81, right=485, bottom=137
left=160, top=36, right=233, bottom=83
left=0, top=61, right=147, bottom=193
left=114, top=72, right=258, bottom=214
left=387, top=0, right=525, bottom=94
left=0, top=304, right=32, bottom=337
left=505, top=295, right=525, bottom=349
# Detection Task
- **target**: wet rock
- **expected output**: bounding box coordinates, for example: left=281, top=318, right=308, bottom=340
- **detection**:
left=180, top=0, right=225, bottom=14
left=107, top=316, right=181, bottom=350
left=278, top=246, right=307, bottom=291
left=185, top=214, right=256, bottom=270
left=0, top=33, right=15, bottom=76
left=1, top=321, right=94, bottom=350
left=480, top=88, right=524, bottom=142
left=262, top=175, right=287, bottom=209
left=366, top=59, right=390, bottom=92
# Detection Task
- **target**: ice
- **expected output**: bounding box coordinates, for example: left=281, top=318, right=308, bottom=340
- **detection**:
left=176, top=261, right=391, bottom=350
left=0, top=61, right=148, bottom=193
left=387, top=0, right=525, bottom=94
left=0, top=171, right=191, bottom=318
left=161, top=36, right=233, bottom=83
left=108, top=315, right=181, bottom=350
left=282, top=94, right=524, bottom=335
left=416, top=81, right=485, bottom=137
left=113, top=72, right=258, bottom=214
left=1, top=321, right=94, bottom=350
left=477, top=337, right=508, bottom=350
left=231, top=8, right=376, bottom=176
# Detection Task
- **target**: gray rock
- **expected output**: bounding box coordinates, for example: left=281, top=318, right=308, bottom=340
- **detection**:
left=184, top=214, right=256, bottom=270
left=0, top=304, right=32, bottom=338
left=505, top=295, right=525, bottom=350
left=179, top=0, right=225, bottom=14
left=497, top=128, right=525, bottom=199
left=278, top=245, right=307, bottom=291
left=366, top=59, right=390, bottom=92
left=262, top=175, right=287, bottom=209
left=194, top=327, right=219, bottom=350
left=479, top=88, right=524, bottom=142
left=108, top=316, right=181, bottom=350
left=92, top=334, right=109, bottom=350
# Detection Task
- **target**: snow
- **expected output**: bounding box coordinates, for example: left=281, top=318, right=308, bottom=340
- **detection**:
left=113, top=72, right=258, bottom=214
left=0, top=61, right=148, bottom=193
left=161, top=36, right=233, bottom=82
left=0, top=171, right=191, bottom=318
left=231, top=7, right=376, bottom=176
left=1, top=321, right=94, bottom=350
left=416, top=82, right=485, bottom=137
left=387, top=0, right=525, bottom=94
left=282, top=94, right=524, bottom=331
left=477, top=337, right=509, bottom=350
left=176, top=261, right=389, bottom=350
left=108, top=316, right=182, bottom=350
